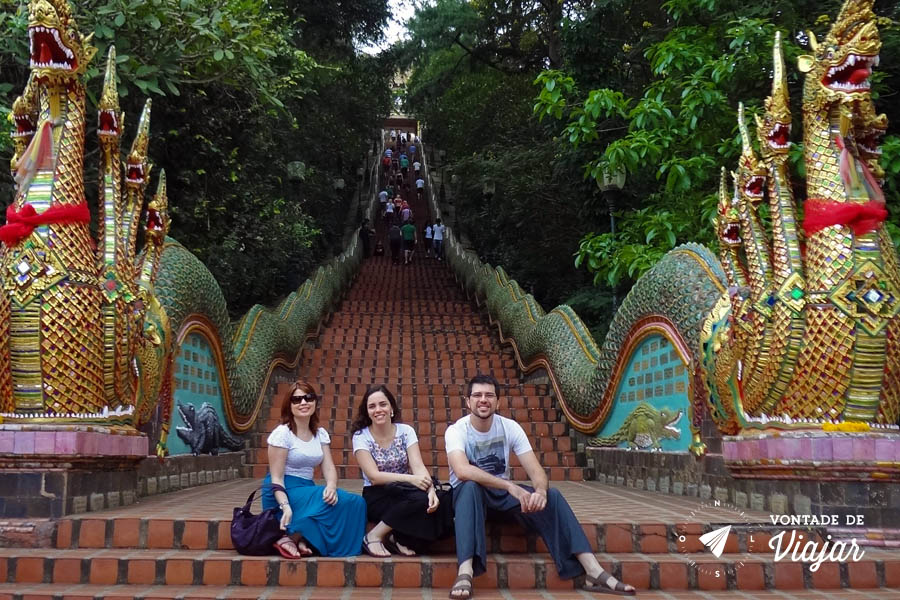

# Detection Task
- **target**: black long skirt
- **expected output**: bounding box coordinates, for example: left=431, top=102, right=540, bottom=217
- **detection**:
left=363, top=484, right=454, bottom=553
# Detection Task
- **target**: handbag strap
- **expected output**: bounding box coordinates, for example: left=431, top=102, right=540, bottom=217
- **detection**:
left=242, top=483, right=287, bottom=510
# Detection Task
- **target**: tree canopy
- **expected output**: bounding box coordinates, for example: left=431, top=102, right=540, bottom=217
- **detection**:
left=399, top=0, right=900, bottom=336
left=0, top=0, right=393, bottom=315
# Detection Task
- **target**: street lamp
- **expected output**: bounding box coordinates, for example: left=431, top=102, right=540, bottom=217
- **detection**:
left=598, top=165, right=626, bottom=309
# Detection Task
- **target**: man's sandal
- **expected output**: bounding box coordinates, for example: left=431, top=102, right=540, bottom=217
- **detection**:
left=583, top=571, right=636, bottom=596
left=448, top=573, right=473, bottom=599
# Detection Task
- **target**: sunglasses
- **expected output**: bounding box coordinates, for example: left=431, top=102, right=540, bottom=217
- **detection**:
left=290, top=394, right=317, bottom=405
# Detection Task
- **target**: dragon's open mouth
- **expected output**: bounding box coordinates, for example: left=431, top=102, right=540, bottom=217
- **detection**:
left=767, top=122, right=791, bottom=150
left=858, top=130, right=884, bottom=156
left=823, top=54, right=879, bottom=92
left=722, top=223, right=741, bottom=244
left=98, top=110, right=119, bottom=136
left=12, top=114, right=36, bottom=139
left=126, top=162, right=145, bottom=185
left=744, top=175, right=765, bottom=198
left=28, top=25, right=76, bottom=71
left=147, top=207, right=163, bottom=232
left=664, top=410, right=683, bottom=436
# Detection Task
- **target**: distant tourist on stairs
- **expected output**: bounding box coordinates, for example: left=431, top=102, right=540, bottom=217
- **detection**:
left=388, top=223, right=402, bottom=264
left=424, top=220, right=433, bottom=258
left=359, top=219, right=374, bottom=258
left=416, top=176, right=425, bottom=201
left=432, top=219, right=445, bottom=261
left=444, top=374, right=636, bottom=599
left=401, top=219, right=417, bottom=265
left=351, top=385, right=454, bottom=557
left=263, top=379, right=367, bottom=558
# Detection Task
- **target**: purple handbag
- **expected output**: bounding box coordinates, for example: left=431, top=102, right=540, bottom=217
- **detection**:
left=231, top=483, right=286, bottom=556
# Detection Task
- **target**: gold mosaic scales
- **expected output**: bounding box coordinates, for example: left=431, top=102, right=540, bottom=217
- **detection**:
left=711, top=0, right=900, bottom=430
left=0, top=0, right=169, bottom=422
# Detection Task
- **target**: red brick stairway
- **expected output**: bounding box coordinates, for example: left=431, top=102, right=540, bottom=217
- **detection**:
left=3, top=151, right=899, bottom=598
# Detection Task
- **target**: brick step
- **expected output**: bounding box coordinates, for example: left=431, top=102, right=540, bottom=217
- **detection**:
left=327, top=315, right=487, bottom=325
left=7, top=547, right=899, bottom=591
left=0, top=584, right=891, bottom=600
left=303, top=348, right=515, bottom=360
left=314, top=341, right=501, bottom=352
left=302, top=361, right=514, bottom=373
left=293, top=375, right=523, bottom=386
left=337, top=300, right=477, bottom=311
left=245, top=464, right=586, bottom=481
left=274, top=382, right=548, bottom=397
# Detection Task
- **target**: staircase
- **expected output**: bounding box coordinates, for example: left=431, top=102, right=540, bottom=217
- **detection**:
left=3, top=150, right=900, bottom=598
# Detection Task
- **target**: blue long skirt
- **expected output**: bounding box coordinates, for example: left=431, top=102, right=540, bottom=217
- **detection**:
left=262, top=473, right=365, bottom=557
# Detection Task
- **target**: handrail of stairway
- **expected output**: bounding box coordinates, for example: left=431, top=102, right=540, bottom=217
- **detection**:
left=154, top=142, right=383, bottom=442
left=418, top=139, right=617, bottom=435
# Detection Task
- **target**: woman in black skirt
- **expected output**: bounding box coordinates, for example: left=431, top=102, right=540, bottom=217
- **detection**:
left=351, top=385, right=453, bottom=556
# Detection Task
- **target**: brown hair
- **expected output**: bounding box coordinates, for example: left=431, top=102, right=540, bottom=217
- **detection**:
left=280, top=379, right=320, bottom=436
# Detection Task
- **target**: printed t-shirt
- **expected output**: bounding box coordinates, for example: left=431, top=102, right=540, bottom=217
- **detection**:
left=352, top=423, right=418, bottom=487
left=444, top=415, right=531, bottom=487
left=266, top=424, right=331, bottom=479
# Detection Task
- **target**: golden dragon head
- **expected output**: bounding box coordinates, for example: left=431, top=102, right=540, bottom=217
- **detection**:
left=755, top=31, right=792, bottom=163
left=798, top=0, right=880, bottom=108
left=8, top=77, right=38, bottom=173
left=852, top=97, right=887, bottom=184
left=27, top=0, right=96, bottom=81
left=716, top=167, right=741, bottom=248
left=735, top=103, right=766, bottom=205
left=97, top=46, right=123, bottom=152
left=145, top=171, right=170, bottom=245
left=125, top=100, right=152, bottom=190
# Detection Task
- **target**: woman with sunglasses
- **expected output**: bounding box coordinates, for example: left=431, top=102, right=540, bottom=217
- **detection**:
left=351, top=385, right=454, bottom=557
left=263, top=379, right=366, bottom=558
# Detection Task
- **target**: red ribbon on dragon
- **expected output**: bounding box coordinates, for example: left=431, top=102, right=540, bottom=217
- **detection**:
left=802, top=135, right=887, bottom=237
left=0, top=202, right=91, bottom=247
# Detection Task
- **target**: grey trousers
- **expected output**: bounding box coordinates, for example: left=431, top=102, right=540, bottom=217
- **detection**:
left=452, top=480, right=591, bottom=579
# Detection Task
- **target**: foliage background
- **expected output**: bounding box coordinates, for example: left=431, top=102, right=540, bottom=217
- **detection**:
left=0, top=0, right=393, bottom=316
left=399, top=0, right=900, bottom=340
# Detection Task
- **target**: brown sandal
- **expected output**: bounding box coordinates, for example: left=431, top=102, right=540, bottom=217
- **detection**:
left=448, top=573, right=473, bottom=599
left=584, top=571, right=636, bottom=595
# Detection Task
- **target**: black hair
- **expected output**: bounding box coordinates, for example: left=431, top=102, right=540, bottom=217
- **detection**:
left=466, top=373, right=500, bottom=398
left=350, top=385, right=401, bottom=435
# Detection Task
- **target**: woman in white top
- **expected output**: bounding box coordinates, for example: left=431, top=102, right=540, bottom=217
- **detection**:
left=351, top=385, right=453, bottom=557
left=264, top=379, right=366, bottom=558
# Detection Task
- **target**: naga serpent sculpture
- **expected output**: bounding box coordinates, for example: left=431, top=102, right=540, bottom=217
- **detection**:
left=0, top=0, right=361, bottom=455
left=443, top=0, right=898, bottom=455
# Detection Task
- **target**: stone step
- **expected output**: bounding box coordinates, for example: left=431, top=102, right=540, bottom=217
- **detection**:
left=0, top=585, right=893, bottom=600
left=5, top=547, right=898, bottom=591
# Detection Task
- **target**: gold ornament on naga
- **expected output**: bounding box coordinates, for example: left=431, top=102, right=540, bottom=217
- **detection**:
left=709, top=0, right=900, bottom=432
left=0, top=0, right=170, bottom=425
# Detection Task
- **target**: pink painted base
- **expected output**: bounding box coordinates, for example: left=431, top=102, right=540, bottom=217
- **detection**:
left=723, top=431, right=900, bottom=480
left=0, top=424, right=148, bottom=458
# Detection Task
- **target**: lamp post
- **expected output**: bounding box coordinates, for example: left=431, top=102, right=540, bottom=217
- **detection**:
left=598, top=165, right=626, bottom=309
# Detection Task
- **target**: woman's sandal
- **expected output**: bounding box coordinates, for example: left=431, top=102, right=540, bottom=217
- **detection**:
left=583, top=570, right=636, bottom=596
left=274, top=536, right=306, bottom=559
left=362, top=535, right=391, bottom=558
left=448, top=573, right=473, bottom=599
left=384, top=533, right=416, bottom=556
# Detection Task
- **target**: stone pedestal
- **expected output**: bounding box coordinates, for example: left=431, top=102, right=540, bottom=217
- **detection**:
left=0, top=424, right=148, bottom=518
